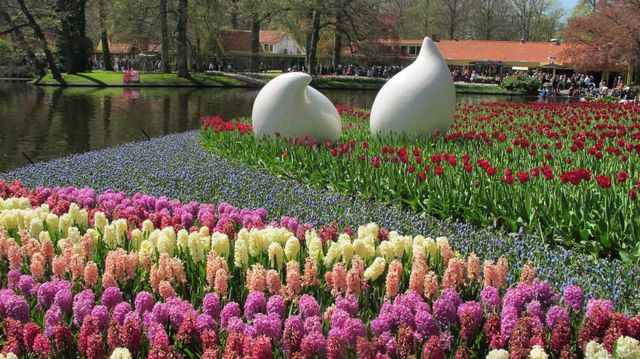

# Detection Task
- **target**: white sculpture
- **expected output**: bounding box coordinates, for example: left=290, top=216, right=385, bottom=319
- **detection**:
left=370, top=37, right=456, bottom=137
left=252, top=72, right=341, bottom=141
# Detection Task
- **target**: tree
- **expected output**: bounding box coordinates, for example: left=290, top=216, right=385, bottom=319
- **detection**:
left=160, top=0, right=170, bottom=73
left=176, top=0, right=189, bottom=77
left=98, top=0, right=113, bottom=71
left=434, top=0, right=472, bottom=39
left=14, top=0, right=65, bottom=83
left=471, top=0, right=512, bottom=39
left=56, top=0, right=92, bottom=73
left=564, top=0, right=640, bottom=80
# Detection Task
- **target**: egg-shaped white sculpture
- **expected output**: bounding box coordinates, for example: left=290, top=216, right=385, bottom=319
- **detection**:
left=370, top=37, right=456, bottom=137
left=252, top=72, right=341, bottom=141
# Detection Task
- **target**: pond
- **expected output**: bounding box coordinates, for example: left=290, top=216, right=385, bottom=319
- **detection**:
left=0, top=81, right=549, bottom=173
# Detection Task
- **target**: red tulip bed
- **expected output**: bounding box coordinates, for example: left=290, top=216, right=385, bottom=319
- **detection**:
left=200, top=102, right=640, bottom=261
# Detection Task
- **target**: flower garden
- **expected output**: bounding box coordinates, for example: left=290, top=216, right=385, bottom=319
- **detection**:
left=0, top=101, right=638, bottom=358
left=201, top=102, right=640, bottom=261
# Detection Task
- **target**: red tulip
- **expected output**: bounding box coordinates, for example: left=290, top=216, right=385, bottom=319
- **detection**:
left=616, top=172, right=628, bottom=183
left=596, top=174, right=611, bottom=189
left=517, top=171, right=530, bottom=184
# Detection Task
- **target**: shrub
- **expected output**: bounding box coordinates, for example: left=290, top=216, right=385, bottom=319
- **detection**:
left=500, top=75, right=541, bottom=95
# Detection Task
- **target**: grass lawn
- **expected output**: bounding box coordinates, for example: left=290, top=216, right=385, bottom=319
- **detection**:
left=251, top=73, right=516, bottom=94
left=34, top=70, right=247, bottom=87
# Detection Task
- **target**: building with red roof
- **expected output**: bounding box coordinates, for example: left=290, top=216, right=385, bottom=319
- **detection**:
left=346, top=38, right=571, bottom=72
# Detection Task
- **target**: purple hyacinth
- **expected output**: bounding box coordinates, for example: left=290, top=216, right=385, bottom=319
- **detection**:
left=335, top=295, right=359, bottom=316
left=101, top=287, right=123, bottom=309
left=7, top=270, right=20, bottom=290
left=299, top=294, right=320, bottom=318
left=304, top=315, right=323, bottom=334
left=342, top=318, right=366, bottom=342
left=195, top=314, right=216, bottom=334
left=284, top=315, right=304, bottom=334
left=134, top=291, right=155, bottom=314
left=44, top=305, right=62, bottom=336
left=5, top=293, right=30, bottom=322
left=18, top=275, right=36, bottom=296
left=481, top=286, right=501, bottom=311
left=202, top=293, right=221, bottom=319
left=500, top=305, right=519, bottom=338
left=54, top=288, right=73, bottom=314
left=112, top=302, right=132, bottom=325
left=532, top=279, right=556, bottom=305
left=457, top=301, right=483, bottom=330
left=151, top=302, right=169, bottom=326
left=433, top=288, right=461, bottom=327
left=91, top=305, right=110, bottom=331
left=220, top=301, right=241, bottom=329
left=371, top=303, right=394, bottom=336
left=227, top=317, right=246, bottom=334
left=525, top=300, right=543, bottom=322
left=563, top=285, right=584, bottom=312
left=380, top=331, right=398, bottom=356
left=415, top=309, right=438, bottom=338
left=72, top=289, right=95, bottom=326
left=267, top=295, right=285, bottom=318
left=301, top=331, right=326, bottom=357
left=586, top=299, right=614, bottom=318
left=331, top=309, right=350, bottom=329
left=244, top=292, right=266, bottom=320
left=546, top=305, right=569, bottom=329
left=253, top=313, right=282, bottom=339
left=165, top=297, right=197, bottom=330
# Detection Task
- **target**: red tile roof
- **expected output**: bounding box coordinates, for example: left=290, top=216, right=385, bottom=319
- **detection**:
left=220, top=30, right=251, bottom=53
left=95, top=40, right=162, bottom=54
left=259, top=30, right=285, bottom=44
left=381, top=39, right=570, bottom=65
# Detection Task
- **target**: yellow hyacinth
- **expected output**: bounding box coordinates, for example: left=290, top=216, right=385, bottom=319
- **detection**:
left=306, top=230, right=323, bottom=260
left=130, top=228, right=143, bottom=250
left=199, top=226, right=210, bottom=237
left=177, top=229, right=189, bottom=252
left=142, top=219, right=154, bottom=234
left=156, top=233, right=176, bottom=256
left=364, top=257, right=386, bottom=281
left=29, top=217, right=43, bottom=238
left=94, top=211, right=108, bottom=231
left=284, top=235, right=300, bottom=260
left=234, top=237, right=249, bottom=268
left=45, top=212, right=58, bottom=232
left=189, top=232, right=210, bottom=263
left=268, top=242, right=284, bottom=269
left=211, top=232, right=229, bottom=257
left=102, top=224, right=119, bottom=249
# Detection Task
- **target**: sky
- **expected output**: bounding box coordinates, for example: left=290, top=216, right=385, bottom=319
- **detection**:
left=560, top=0, right=579, bottom=11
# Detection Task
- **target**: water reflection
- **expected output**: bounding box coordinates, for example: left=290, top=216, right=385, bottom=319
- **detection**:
left=0, top=81, right=558, bottom=172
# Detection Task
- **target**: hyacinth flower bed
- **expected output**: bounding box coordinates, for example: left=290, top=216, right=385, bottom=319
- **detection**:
left=200, top=102, right=640, bottom=261
left=0, top=185, right=639, bottom=358
left=1, top=133, right=639, bottom=311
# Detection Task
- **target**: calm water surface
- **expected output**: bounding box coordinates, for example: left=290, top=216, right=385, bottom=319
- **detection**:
left=0, top=81, right=547, bottom=172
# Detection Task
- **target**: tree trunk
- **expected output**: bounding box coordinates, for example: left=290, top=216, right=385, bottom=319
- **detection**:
left=0, top=9, right=35, bottom=60
left=160, top=0, right=170, bottom=73
left=250, top=14, right=260, bottom=73
left=16, top=0, right=65, bottom=84
left=332, top=4, right=343, bottom=68
left=332, top=31, right=341, bottom=68
left=98, top=0, right=113, bottom=71
left=176, top=0, right=189, bottom=78
left=230, top=0, right=239, bottom=29
left=57, top=0, right=90, bottom=74
left=307, top=8, right=321, bottom=75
